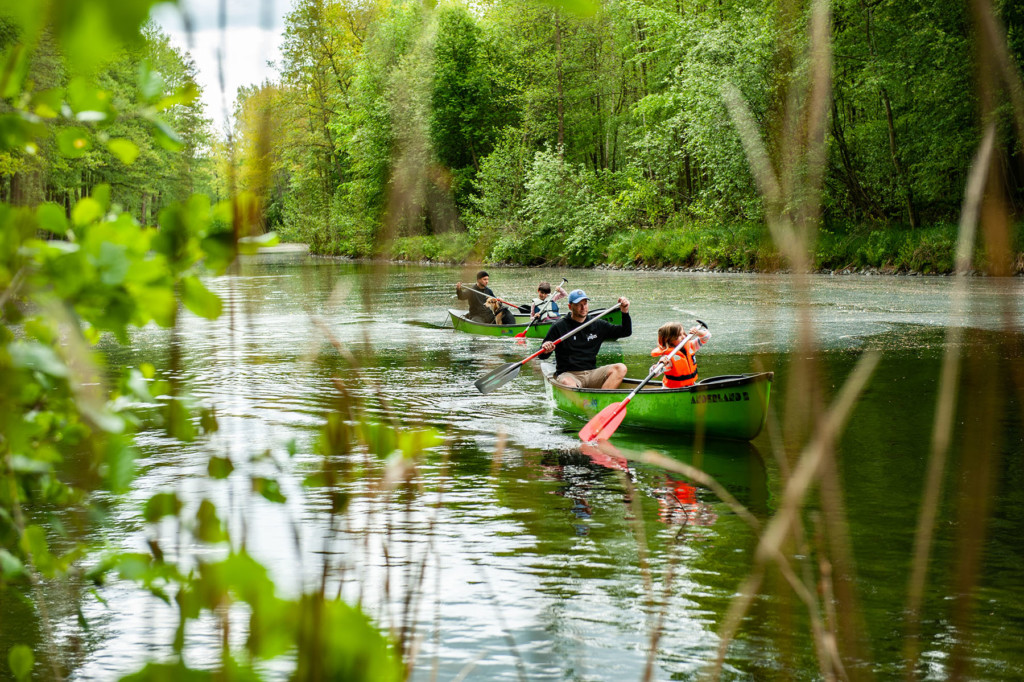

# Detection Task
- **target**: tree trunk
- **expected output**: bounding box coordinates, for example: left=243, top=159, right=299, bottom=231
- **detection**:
left=880, top=86, right=918, bottom=227
left=554, top=11, right=565, bottom=155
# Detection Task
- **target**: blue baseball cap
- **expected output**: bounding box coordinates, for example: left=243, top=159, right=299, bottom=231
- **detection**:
left=567, top=289, right=589, bottom=304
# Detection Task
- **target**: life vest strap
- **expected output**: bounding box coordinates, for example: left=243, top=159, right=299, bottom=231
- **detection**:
left=666, top=370, right=697, bottom=382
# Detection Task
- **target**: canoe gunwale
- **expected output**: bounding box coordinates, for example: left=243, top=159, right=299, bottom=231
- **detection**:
left=448, top=309, right=533, bottom=330
left=543, top=370, right=774, bottom=396
left=447, top=307, right=624, bottom=332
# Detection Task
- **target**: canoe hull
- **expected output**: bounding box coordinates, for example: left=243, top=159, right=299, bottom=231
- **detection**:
left=448, top=308, right=624, bottom=339
left=546, top=371, right=773, bottom=441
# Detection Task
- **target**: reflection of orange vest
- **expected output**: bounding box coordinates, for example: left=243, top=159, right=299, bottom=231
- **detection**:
left=651, top=341, right=699, bottom=388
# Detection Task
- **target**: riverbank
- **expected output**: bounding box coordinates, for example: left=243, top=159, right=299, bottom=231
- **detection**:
left=298, top=221, right=1024, bottom=276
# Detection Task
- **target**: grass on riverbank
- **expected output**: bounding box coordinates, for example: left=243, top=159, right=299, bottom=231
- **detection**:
left=352, top=222, right=1024, bottom=274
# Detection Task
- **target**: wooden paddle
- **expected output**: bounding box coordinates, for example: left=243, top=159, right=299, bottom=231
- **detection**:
left=474, top=303, right=623, bottom=395
left=579, top=319, right=707, bottom=442
left=514, top=277, right=568, bottom=344
left=458, top=284, right=522, bottom=311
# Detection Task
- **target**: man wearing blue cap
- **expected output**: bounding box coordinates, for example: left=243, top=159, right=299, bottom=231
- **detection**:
left=539, top=290, right=631, bottom=389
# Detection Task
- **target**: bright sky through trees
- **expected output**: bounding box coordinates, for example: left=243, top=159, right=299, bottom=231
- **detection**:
left=152, top=0, right=289, bottom=134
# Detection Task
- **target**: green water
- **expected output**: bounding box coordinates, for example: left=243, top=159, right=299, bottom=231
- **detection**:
left=11, top=254, right=1024, bottom=680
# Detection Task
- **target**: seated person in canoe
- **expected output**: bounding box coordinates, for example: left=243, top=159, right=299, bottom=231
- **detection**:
left=530, top=280, right=568, bottom=321
left=455, top=271, right=495, bottom=322
left=650, top=322, right=710, bottom=388
left=539, top=289, right=631, bottom=389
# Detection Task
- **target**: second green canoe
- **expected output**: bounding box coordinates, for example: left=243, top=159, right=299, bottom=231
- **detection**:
left=448, top=308, right=624, bottom=338
left=546, top=370, right=773, bottom=441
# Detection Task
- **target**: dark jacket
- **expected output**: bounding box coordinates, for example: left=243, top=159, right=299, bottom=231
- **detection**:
left=539, top=313, right=631, bottom=375
left=457, top=284, right=494, bottom=322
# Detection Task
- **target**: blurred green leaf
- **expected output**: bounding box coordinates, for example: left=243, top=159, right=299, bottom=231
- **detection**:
left=0, top=550, right=26, bottom=580
left=57, top=127, right=92, bottom=158
left=72, top=197, right=104, bottom=226
left=397, top=428, right=444, bottom=456
left=104, top=438, right=137, bottom=493
left=7, top=644, right=33, bottom=682
left=251, top=477, right=286, bottom=504
left=19, top=525, right=55, bottom=576
left=149, top=115, right=183, bottom=151
left=138, top=62, right=164, bottom=101
left=293, top=598, right=404, bottom=681
left=143, top=492, right=182, bottom=523
left=181, top=276, right=222, bottom=319
left=120, top=661, right=214, bottom=681
left=9, top=342, right=68, bottom=377
left=8, top=456, right=52, bottom=474
left=199, top=407, right=218, bottom=434
left=199, top=231, right=236, bottom=275
left=165, top=397, right=196, bottom=442
left=237, top=231, right=280, bottom=255
left=30, top=88, right=64, bottom=118
left=195, top=500, right=226, bottom=543
left=155, top=82, right=199, bottom=111
left=208, top=456, right=234, bottom=479
left=107, top=138, right=139, bottom=164
left=36, top=203, right=68, bottom=235
left=66, top=77, right=112, bottom=115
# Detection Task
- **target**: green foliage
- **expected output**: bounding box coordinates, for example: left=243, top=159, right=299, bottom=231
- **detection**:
left=430, top=5, right=503, bottom=209
left=488, top=146, right=611, bottom=266
left=605, top=222, right=776, bottom=270
left=386, top=232, right=474, bottom=262
left=2, top=5, right=409, bottom=681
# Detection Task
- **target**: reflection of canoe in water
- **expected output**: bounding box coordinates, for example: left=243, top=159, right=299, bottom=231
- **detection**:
left=546, top=370, right=773, bottom=441
left=578, top=436, right=769, bottom=515
left=447, top=308, right=624, bottom=338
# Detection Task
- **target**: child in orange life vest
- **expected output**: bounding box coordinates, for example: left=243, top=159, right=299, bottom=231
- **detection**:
left=650, top=322, right=711, bottom=388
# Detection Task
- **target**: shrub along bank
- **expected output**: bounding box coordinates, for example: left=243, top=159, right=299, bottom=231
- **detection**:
left=377, top=222, right=1024, bottom=275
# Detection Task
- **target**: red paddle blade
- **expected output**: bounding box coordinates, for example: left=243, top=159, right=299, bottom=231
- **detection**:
left=579, top=401, right=627, bottom=442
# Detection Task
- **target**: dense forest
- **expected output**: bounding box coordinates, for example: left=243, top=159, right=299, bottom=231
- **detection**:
left=228, top=0, right=1024, bottom=271
left=0, top=20, right=215, bottom=225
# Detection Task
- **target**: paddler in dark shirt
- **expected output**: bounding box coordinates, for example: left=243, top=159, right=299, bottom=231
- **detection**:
left=455, top=271, right=495, bottom=322
left=538, top=289, right=631, bottom=389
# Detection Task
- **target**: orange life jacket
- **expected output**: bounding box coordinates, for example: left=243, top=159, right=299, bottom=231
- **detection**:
left=650, top=340, right=699, bottom=388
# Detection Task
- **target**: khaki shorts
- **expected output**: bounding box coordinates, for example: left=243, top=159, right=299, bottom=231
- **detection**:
left=556, top=365, right=616, bottom=389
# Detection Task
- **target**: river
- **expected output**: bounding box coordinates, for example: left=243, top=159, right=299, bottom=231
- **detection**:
left=45, top=253, right=1024, bottom=679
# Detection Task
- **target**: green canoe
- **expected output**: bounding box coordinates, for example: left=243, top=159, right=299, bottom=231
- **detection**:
left=546, top=369, right=773, bottom=441
left=447, top=308, right=624, bottom=339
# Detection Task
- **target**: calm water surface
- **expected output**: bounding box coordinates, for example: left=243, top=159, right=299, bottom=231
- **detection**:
left=65, top=254, right=1024, bottom=680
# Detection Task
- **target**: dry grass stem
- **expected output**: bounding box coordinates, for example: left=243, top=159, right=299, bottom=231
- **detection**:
left=903, top=122, right=996, bottom=675
left=706, top=351, right=880, bottom=680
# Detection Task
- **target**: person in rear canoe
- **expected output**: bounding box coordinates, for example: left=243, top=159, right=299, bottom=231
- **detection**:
left=539, top=289, right=631, bottom=389
left=530, top=281, right=568, bottom=321
left=650, top=322, right=711, bottom=388
left=455, top=271, right=495, bottom=323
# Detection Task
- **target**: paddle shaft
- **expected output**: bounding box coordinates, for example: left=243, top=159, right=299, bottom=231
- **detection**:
left=517, top=302, right=623, bottom=366
left=458, top=284, right=521, bottom=310
left=583, top=320, right=706, bottom=440
left=627, top=329, right=701, bottom=401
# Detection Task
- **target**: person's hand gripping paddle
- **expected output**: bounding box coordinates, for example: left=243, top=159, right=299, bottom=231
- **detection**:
left=579, top=319, right=708, bottom=442
left=514, top=277, right=568, bottom=345
left=474, top=302, right=622, bottom=394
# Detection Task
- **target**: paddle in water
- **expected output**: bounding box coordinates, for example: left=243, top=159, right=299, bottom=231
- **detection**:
left=515, top=277, right=568, bottom=345
left=474, top=303, right=623, bottom=394
left=579, top=319, right=708, bottom=442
